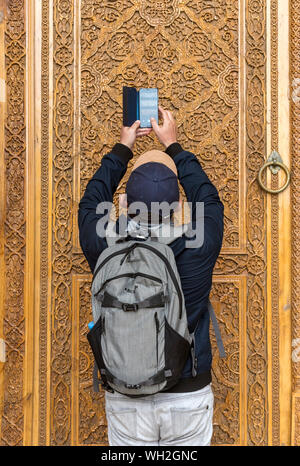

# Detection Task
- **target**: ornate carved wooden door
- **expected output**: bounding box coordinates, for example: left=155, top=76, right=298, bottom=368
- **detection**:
left=1, top=0, right=300, bottom=446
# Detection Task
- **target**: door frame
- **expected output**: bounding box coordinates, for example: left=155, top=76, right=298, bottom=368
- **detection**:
left=290, top=0, right=300, bottom=447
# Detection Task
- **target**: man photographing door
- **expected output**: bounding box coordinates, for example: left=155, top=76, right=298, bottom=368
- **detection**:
left=78, top=105, right=224, bottom=446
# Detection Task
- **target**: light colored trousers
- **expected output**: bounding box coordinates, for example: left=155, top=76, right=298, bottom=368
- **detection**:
left=105, top=383, right=214, bottom=446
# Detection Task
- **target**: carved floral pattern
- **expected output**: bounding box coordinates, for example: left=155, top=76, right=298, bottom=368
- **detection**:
left=51, top=0, right=74, bottom=445
left=1, top=0, right=26, bottom=447
left=79, top=281, right=108, bottom=445
left=210, top=282, right=240, bottom=445
left=140, top=0, right=180, bottom=26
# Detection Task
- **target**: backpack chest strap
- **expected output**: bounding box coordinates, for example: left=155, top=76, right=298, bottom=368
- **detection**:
left=101, top=290, right=167, bottom=310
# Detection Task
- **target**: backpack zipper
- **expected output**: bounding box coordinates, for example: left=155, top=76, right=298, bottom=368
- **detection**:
left=120, top=243, right=137, bottom=265
left=135, top=243, right=183, bottom=319
left=92, top=244, right=137, bottom=285
left=154, top=312, right=159, bottom=366
left=94, top=272, right=162, bottom=297
left=92, top=242, right=183, bottom=318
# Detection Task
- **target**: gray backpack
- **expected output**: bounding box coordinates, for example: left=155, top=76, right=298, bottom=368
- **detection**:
left=87, top=220, right=225, bottom=397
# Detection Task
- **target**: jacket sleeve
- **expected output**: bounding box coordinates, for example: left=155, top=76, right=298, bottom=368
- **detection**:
left=78, top=143, right=133, bottom=272
left=166, top=143, right=224, bottom=254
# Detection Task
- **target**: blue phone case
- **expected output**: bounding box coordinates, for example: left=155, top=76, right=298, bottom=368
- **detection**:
left=123, top=87, right=138, bottom=127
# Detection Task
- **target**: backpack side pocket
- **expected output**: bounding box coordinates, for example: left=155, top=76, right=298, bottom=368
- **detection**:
left=87, top=315, right=105, bottom=376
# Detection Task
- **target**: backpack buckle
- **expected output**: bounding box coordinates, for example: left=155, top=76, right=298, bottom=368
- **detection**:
left=100, top=379, right=114, bottom=393
left=122, top=303, right=138, bottom=312
left=125, top=383, right=141, bottom=389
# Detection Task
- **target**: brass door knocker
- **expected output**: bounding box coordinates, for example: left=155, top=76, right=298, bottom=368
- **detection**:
left=257, top=150, right=291, bottom=194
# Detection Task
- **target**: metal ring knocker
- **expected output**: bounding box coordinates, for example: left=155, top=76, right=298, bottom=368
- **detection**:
left=257, top=154, right=291, bottom=194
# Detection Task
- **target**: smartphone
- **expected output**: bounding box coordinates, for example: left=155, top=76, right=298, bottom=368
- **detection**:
left=138, top=88, right=158, bottom=128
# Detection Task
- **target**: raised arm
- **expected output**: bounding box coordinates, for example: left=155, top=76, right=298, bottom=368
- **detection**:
left=151, top=107, right=224, bottom=251
left=78, top=121, right=152, bottom=272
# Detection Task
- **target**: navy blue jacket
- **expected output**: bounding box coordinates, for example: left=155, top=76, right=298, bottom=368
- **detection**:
left=78, top=142, right=224, bottom=392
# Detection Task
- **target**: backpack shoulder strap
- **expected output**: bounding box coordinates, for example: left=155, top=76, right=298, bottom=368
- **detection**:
left=105, top=218, right=189, bottom=246
left=154, top=222, right=189, bottom=245
left=208, top=300, right=226, bottom=359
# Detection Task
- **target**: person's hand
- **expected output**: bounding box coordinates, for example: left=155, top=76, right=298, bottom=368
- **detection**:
left=150, top=106, right=177, bottom=148
left=120, top=120, right=152, bottom=150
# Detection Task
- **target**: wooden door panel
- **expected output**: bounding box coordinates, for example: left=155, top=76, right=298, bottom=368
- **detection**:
left=75, top=0, right=262, bottom=446
left=0, top=0, right=296, bottom=446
